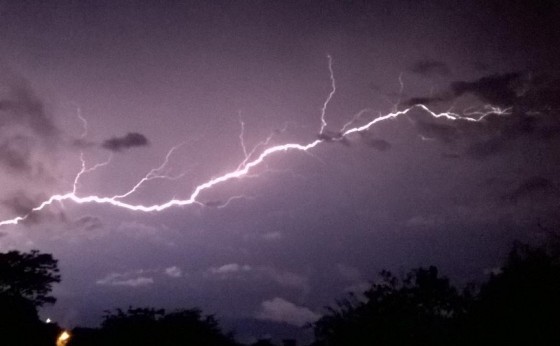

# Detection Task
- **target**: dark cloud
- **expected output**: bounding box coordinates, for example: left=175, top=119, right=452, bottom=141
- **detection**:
left=204, top=200, right=225, bottom=208
left=0, top=79, right=59, bottom=138
left=318, top=130, right=351, bottom=146
left=465, top=137, right=507, bottom=159
left=101, top=132, right=149, bottom=152
left=72, top=138, right=96, bottom=149
left=405, top=71, right=558, bottom=111
left=365, top=138, right=391, bottom=151
left=518, top=74, right=560, bottom=110
left=1, top=191, right=65, bottom=225
left=415, top=120, right=458, bottom=144
left=408, top=60, right=450, bottom=77
left=451, top=73, right=523, bottom=106
left=0, top=76, right=62, bottom=177
left=73, top=215, right=104, bottom=232
left=0, top=135, right=33, bottom=173
left=404, top=71, right=560, bottom=160
left=505, top=176, right=556, bottom=202
left=403, top=96, right=448, bottom=107
left=317, top=130, right=343, bottom=142
left=473, top=61, right=490, bottom=72
left=441, top=153, right=460, bottom=159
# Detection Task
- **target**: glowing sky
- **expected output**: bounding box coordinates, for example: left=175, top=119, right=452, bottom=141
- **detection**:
left=0, top=0, right=558, bottom=342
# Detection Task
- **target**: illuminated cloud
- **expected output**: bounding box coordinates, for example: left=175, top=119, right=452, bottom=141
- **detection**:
left=261, top=231, right=283, bottom=241
left=164, top=266, right=183, bottom=278
left=209, top=263, right=252, bottom=275
left=408, top=59, right=450, bottom=77
left=207, top=263, right=308, bottom=291
left=96, top=272, right=154, bottom=287
left=256, top=297, right=320, bottom=327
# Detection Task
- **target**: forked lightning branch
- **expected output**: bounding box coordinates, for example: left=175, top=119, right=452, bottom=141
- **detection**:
left=0, top=57, right=511, bottom=227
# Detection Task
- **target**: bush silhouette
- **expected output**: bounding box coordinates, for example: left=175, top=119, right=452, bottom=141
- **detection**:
left=69, top=306, right=239, bottom=346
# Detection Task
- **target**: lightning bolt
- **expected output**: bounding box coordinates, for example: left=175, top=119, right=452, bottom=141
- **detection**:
left=319, top=54, right=336, bottom=135
left=238, top=111, right=249, bottom=159
left=0, top=56, right=511, bottom=227
left=73, top=153, right=113, bottom=194
left=111, top=143, right=186, bottom=200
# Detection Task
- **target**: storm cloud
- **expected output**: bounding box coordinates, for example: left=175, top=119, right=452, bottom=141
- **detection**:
left=451, top=73, right=524, bottom=106
left=0, top=76, right=62, bottom=177
left=0, top=79, right=59, bottom=138
left=101, top=132, right=149, bottom=152
left=408, top=59, right=450, bottom=77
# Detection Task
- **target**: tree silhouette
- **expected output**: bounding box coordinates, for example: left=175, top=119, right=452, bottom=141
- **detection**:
left=0, top=250, right=62, bottom=346
left=313, top=266, right=465, bottom=346
left=69, top=306, right=240, bottom=346
left=0, top=249, right=61, bottom=307
left=312, top=237, right=560, bottom=346
left=463, top=242, right=560, bottom=346
left=250, top=339, right=277, bottom=346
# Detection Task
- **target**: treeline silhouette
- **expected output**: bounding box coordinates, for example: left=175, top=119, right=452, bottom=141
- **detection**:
left=312, top=241, right=560, bottom=346
left=70, top=307, right=238, bottom=346
left=0, top=237, right=558, bottom=346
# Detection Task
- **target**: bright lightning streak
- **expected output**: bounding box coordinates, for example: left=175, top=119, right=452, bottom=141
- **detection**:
left=340, top=108, right=376, bottom=133
left=393, top=72, right=404, bottom=112
left=237, top=122, right=292, bottom=170
left=319, top=54, right=336, bottom=135
left=112, top=143, right=186, bottom=200
left=73, top=153, right=112, bottom=194
left=77, top=107, right=89, bottom=139
left=0, top=56, right=512, bottom=228
left=238, top=111, right=249, bottom=159
left=463, top=105, right=512, bottom=119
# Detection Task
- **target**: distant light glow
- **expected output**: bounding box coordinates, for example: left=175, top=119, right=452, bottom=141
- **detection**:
left=56, top=331, right=71, bottom=346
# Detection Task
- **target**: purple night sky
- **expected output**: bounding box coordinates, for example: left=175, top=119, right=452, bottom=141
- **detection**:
left=0, top=0, right=558, bottom=343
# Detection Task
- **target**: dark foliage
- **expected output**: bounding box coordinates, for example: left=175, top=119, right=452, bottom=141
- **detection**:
left=0, top=250, right=62, bottom=346
left=313, top=266, right=464, bottom=346
left=462, top=242, right=560, bottom=346
left=250, top=339, right=277, bottom=346
left=313, top=240, right=560, bottom=346
left=69, top=306, right=240, bottom=346
left=0, top=249, right=60, bottom=307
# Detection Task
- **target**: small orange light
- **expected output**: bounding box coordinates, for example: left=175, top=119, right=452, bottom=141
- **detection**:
left=56, top=330, right=71, bottom=346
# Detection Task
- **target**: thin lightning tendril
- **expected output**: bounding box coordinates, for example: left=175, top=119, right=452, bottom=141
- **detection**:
left=238, top=111, right=249, bottom=159
left=72, top=153, right=113, bottom=194
left=112, top=143, right=187, bottom=200
left=0, top=57, right=511, bottom=227
left=319, top=54, right=336, bottom=135
left=393, top=72, right=404, bottom=112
